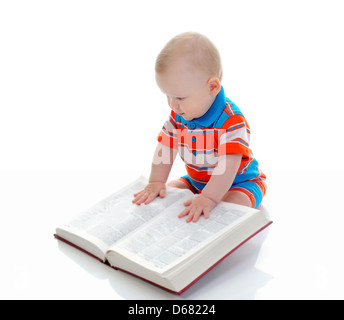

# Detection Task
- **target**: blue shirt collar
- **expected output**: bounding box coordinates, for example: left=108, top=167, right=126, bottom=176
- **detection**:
left=181, top=86, right=226, bottom=128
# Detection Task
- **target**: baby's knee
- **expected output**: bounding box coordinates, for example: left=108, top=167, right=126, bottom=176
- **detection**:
left=222, top=190, right=253, bottom=208
left=167, top=180, right=189, bottom=189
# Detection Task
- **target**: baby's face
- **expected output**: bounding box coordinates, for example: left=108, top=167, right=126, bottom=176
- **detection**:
left=156, top=58, right=217, bottom=121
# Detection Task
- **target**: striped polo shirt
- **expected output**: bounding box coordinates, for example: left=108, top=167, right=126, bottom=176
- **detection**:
left=157, top=86, right=266, bottom=192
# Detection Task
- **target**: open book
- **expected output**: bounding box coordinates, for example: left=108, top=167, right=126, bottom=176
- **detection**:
left=55, top=177, right=272, bottom=295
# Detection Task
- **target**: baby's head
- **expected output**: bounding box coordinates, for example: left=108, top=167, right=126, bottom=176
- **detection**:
left=155, top=32, right=223, bottom=121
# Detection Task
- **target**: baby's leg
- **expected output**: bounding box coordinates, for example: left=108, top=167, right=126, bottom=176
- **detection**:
left=168, top=175, right=199, bottom=193
left=222, top=180, right=267, bottom=209
left=221, top=190, right=253, bottom=208
left=167, top=180, right=190, bottom=189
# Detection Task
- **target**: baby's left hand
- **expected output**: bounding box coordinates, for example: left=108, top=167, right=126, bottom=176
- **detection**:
left=178, top=194, right=218, bottom=223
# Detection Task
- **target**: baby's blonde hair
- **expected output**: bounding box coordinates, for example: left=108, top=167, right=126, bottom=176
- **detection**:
left=155, top=32, right=223, bottom=82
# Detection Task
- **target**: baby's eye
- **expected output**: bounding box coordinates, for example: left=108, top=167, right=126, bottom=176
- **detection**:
left=177, top=97, right=185, bottom=101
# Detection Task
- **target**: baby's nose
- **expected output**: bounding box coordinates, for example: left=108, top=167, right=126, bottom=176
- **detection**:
left=171, top=101, right=180, bottom=112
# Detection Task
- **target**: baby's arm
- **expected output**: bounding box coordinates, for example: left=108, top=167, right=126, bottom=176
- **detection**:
left=132, top=143, right=177, bottom=205
left=178, top=153, right=242, bottom=222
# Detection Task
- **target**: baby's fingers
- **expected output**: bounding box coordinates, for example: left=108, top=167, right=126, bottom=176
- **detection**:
left=187, top=207, right=203, bottom=223
left=133, top=191, right=140, bottom=197
left=203, top=207, right=210, bottom=220
left=144, top=192, right=158, bottom=205
left=184, top=199, right=193, bottom=206
left=132, top=191, right=148, bottom=205
left=178, top=207, right=190, bottom=219
left=159, top=188, right=166, bottom=198
left=133, top=189, right=146, bottom=199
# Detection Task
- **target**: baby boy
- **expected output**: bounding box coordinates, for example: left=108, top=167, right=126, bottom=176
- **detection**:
left=132, top=32, right=267, bottom=223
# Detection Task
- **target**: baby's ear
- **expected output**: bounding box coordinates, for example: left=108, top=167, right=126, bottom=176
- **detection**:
left=208, top=77, right=221, bottom=96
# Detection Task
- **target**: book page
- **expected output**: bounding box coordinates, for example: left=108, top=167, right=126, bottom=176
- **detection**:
left=59, top=177, right=194, bottom=250
left=112, top=201, right=255, bottom=273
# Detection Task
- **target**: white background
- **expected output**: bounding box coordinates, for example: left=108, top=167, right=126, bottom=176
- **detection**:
left=1, top=0, right=343, bottom=300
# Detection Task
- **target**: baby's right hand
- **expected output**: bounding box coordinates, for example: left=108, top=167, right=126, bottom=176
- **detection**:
left=132, top=182, right=166, bottom=205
